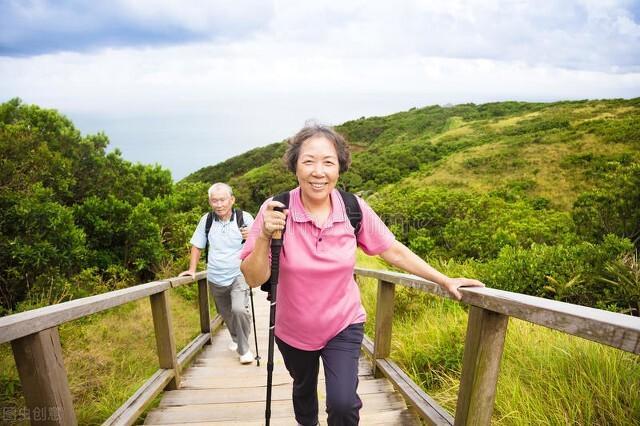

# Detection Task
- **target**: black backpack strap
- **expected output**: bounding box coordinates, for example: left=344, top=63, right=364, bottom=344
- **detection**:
left=235, top=208, right=246, bottom=243
left=204, top=211, right=214, bottom=260
left=235, top=208, right=245, bottom=228
left=338, top=190, right=362, bottom=237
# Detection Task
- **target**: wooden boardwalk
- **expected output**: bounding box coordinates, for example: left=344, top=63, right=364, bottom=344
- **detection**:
left=144, top=289, right=419, bottom=425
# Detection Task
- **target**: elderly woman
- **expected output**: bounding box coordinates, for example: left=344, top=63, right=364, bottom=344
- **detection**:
left=240, top=123, right=484, bottom=426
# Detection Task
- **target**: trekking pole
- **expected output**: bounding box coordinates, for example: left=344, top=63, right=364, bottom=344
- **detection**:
left=249, top=287, right=260, bottom=366
left=265, top=222, right=284, bottom=426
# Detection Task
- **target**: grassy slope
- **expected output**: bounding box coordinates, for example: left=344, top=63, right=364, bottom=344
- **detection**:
left=390, top=101, right=639, bottom=210
left=0, top=290, right=204, bottom=425
left=356, top=252, right=640, bottom=425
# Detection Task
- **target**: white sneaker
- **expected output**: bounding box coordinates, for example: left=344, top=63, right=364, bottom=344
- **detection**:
left=239, top=351, right=254, bottom=364
left=228, top=341, right=238, bottom=352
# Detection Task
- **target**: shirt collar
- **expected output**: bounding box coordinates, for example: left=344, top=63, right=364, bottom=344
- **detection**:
left=214, top=209, right=235, bottom=222
left=289, top=187, right=346, bottom=227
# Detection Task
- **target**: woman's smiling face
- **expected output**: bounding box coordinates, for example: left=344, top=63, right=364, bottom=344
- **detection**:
left=295, top=135, right=340, bottom=204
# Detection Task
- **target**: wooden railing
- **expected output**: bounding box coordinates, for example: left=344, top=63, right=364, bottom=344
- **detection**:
left=0, top=271, right=215, bottom=426
left=354, top=267, right=640, bottom=426
left=1, top=268, right=639, bottom=425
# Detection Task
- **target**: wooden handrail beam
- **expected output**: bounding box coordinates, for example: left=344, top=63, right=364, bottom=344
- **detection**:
left=0, top=281, right=168, bottom=344
left=355, top=267, right=640, bottom=354
left=0, top=272, right=207, bottom=345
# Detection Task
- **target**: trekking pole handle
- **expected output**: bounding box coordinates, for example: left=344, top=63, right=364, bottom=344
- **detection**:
left=272, top=205, right=285, bottom=240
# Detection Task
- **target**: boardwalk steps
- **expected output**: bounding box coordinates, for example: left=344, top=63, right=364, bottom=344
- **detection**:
left=143, top=290, right=420, bottom=425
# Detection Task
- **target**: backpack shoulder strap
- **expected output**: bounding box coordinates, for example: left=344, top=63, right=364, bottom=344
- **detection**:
left=204, top=212, right=214, bottom=244
left=204, top=211, right=214, bottom=258
left=338, top=189, right=362, bottom=236
left=234, top=208, right=246, bottom=243
left=235, top=208, right=245, bottom=228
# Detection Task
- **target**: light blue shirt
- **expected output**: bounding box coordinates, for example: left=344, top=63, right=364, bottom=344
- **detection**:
left=190, top=210, right=254, bottom=286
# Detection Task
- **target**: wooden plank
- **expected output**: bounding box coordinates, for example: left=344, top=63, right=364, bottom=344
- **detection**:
left=373, top=279, right=395, bottom=378
left=362, top=336, right=454, bottom=425
left=159, top=378, right=395, bottom=406
left=145, top=408, right=419, bottom=425
left=193, top=355, right=371, bottom=373
left=103, top=369, right=174, bottom=426
left=210, top=315, right=224, bottom=334
left=177, top=333, right=210, bottom=371
left=0, top=280, right=171, bottom=344
left=144, top=392, right=406, bottom=424
left=185, top=358, right=372, bottom=377
left=455, top=306, right=509, bottom=426
left=355, top=267, right=640, bottom=354
left=376, top=358, right=454, bottom=426
left=143, top=284, right=420, bottom=426
left=179, top=373, right=292, bottom=389
left=150, top=291, right=180, bottom=390
left=11, top=327, right=77, bottom=425
left=362, top=334, right=374, bottom=356
left=167, top=271, right=207, bottom=289
left=180, top=372, right=380, bottom=390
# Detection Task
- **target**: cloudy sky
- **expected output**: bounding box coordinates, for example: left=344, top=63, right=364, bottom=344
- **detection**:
left=1, top=1, right=639, bottom=180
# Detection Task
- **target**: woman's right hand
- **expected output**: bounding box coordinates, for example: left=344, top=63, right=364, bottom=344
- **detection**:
left=261, top=200, right=288, bottom=239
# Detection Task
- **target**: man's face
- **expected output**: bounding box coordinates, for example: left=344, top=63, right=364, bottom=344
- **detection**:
left=208, top=188, right=235, bottom=219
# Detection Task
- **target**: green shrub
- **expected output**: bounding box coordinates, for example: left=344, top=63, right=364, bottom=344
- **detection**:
left=478, top=235, right=633, bottom=308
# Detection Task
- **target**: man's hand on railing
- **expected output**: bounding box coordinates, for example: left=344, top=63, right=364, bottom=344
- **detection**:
left=178, top=270, right=196, bottom=279
left=442, top=277, right=485, bottom=300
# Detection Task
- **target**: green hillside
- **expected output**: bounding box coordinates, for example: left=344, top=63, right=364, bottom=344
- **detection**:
left=1, top=96, right=638, bottom=312
left=2, top=97, right=638, bottom=425
left=184, top=98, right=639, bottom=213
left=184, top=98, right=640, bottom=313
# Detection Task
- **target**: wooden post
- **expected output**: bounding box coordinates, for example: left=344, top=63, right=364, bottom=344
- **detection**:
left=150, top=290, right=180, bottom=390
left=373, top=279, right=395, bottom=378
left=454, top=306, right=509, bottom=426
left=197, top=278, right=211, bottom=339
left=10, top=327, right=77, bottom=425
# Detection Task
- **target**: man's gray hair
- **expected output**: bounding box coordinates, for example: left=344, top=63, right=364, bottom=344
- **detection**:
left=208, top=182, right=234, bottom=198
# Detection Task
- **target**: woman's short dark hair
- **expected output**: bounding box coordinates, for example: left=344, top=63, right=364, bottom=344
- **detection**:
left=284, top=122, right=351, bottom=173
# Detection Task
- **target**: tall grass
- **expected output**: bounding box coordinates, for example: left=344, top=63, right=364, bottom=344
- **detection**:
left=357, top=252, right=640, bottom=425
left=0, top=288, right=203, bottom=425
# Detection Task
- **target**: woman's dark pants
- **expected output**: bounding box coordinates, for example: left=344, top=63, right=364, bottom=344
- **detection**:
left=276, top=322, right=364, bottom=426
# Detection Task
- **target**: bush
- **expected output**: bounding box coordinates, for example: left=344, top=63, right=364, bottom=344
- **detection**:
left=478, top=235, right=634, bottom=308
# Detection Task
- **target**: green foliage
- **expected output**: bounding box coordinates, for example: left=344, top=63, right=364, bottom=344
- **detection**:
left=184, top=142, right=286, bottom=185
left=0, top=184, right=87, bottom=309
left=589, top=113, right=640, bottom=146
left=573, top=162, right=640, bottom=247
left=370, top=187, right=576, bottom=261
left=0, top=99, right=205, bottom=312
left=478, top=235, right=633, bottom=307
left=598, top=250, right=640, bottom=315
left=229, top=160, right=298, bottom=213
left=3, top=97, right=639, bottom=314
left=501, top=116, right=571, bottom=136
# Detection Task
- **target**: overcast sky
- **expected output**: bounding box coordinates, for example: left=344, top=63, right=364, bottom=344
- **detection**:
left=1, top=0, right=639, bottom=180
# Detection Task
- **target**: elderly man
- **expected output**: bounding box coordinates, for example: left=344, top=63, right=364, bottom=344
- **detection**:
left=180, top=182, right=255, bottom=364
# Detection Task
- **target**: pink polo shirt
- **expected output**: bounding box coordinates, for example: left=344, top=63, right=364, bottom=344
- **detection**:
left=240, top=187, right=395, bottom=350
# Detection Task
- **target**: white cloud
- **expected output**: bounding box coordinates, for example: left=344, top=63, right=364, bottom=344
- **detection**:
left=1, top=0, right=639, bottom=179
